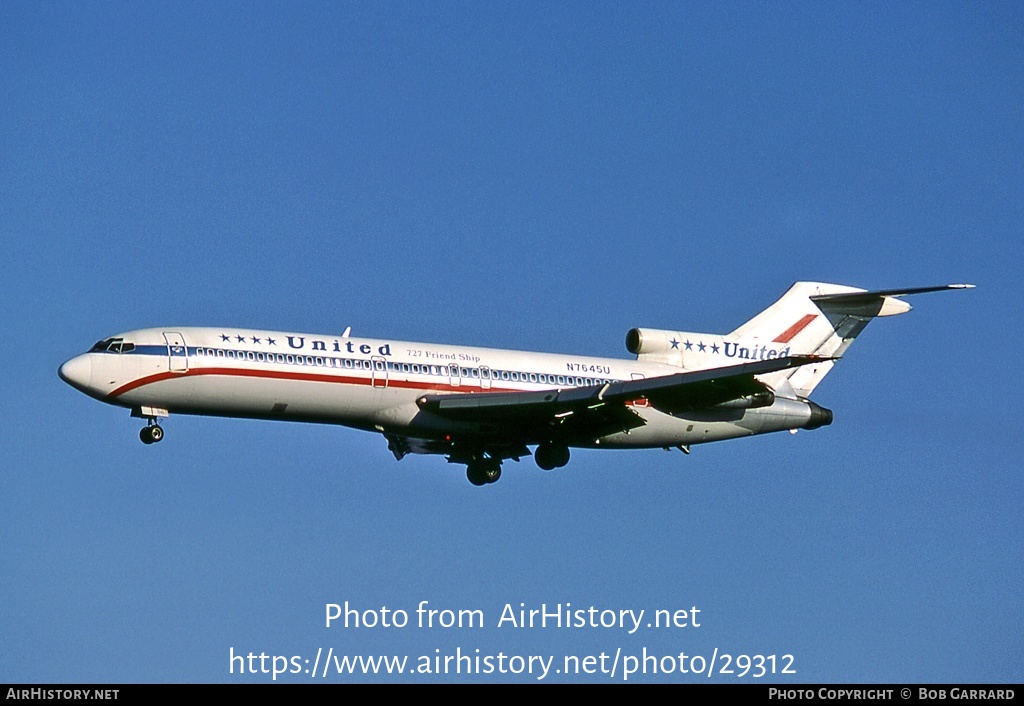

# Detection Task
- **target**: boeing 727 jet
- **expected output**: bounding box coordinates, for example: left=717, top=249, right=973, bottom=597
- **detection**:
left=58, top=281, right=971, bottom=485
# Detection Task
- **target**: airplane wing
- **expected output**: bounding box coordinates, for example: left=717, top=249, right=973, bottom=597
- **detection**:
left=415, top=355, right=827, bottom=439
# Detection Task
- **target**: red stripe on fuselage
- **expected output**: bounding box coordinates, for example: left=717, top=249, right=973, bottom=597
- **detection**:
left=107, top=366, right=519, bottom=400
left=773, top=314, right=818, bottom=343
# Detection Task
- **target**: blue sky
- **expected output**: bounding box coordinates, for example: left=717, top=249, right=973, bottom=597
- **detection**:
left=2, top=1, right=1021, bottom=683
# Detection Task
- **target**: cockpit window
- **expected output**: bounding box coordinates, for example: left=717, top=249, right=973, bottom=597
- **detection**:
left=89, top=338, right=135, bottom=354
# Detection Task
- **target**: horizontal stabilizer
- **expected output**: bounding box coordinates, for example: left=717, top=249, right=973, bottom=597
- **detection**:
left=811, top=284, right=974, bottom=317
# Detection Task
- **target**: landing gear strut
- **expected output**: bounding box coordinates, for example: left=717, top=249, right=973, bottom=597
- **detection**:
left=139, top=421, right=164, bottom=445
left=466, top=459, right=502, bottom=486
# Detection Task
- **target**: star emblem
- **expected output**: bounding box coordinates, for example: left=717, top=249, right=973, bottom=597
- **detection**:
left=220, top=334, right=230, bottom=342
left=670, top=338, right=679, bottom=349
left=252, top=336, right=261, bottom=344
left=697, top=341, right=706, bottom=352
left=266, top=337, right=276, bottom=346
left=711, top=342, right=720, bottom=354
left=236, top=335, right=246, bottom=343
left=684, top=340, right=693, bottom=351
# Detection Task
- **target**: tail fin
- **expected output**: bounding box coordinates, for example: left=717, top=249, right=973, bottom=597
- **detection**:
left=732, top=282, right=973, bottom=397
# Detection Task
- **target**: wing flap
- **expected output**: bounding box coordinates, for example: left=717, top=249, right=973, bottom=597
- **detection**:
left=417, top=355, right=827, bottom=427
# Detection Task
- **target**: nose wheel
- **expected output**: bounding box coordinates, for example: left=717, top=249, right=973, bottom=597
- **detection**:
left=140, top=423, right=164, bottom=445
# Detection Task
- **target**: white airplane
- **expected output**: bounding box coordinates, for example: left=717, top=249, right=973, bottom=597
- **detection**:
left=59, top=281, right=971, bottom=485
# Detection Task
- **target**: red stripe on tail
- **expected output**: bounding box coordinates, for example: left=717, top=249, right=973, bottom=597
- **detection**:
left=773, top=314, right=818, bottom=343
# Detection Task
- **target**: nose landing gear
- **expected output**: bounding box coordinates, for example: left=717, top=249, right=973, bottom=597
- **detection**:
left=140, top=421, right=164, bottom=445
left=131, top=407, right=169, bottom=445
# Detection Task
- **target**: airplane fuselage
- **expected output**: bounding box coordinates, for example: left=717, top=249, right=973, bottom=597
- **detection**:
left=59, top=326, right=820, bottom=453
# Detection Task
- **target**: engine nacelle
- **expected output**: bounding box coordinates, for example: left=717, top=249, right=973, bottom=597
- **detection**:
left=625, top=328, right=683, bottom=357
left=803, top=400, right=833, bottom=429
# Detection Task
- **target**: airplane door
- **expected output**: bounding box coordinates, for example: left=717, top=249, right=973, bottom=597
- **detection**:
left=480, top=365, right=491, bottom=390
left=371, top=356, right=388, bottom=389
left=163, top=332, right=188, bottom=373
left=449, top=364, right=461, bottom=388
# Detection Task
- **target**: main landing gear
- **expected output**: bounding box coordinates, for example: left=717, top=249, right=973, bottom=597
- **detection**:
left=534, top=442, right=570, bottom=471
left=466, top=459, right=502, bottom=486
left=139, top=421, right=164, bottom=445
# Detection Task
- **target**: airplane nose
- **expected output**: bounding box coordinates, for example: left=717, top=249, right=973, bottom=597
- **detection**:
left=58, top=354, right=93, bottom=392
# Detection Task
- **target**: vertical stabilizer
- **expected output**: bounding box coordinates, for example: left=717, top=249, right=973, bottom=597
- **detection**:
left=730, top=282, right=972, bottom=397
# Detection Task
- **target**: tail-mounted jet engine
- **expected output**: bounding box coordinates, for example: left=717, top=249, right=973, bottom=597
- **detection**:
left=625, top=327, right=687, bottom=365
